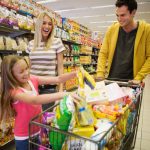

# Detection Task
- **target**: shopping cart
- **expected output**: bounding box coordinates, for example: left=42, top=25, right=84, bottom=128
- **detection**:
left=29, top=80, right=144, bottom=150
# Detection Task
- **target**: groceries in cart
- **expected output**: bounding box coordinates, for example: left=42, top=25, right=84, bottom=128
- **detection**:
left=29, top=67, right=144, bottom=150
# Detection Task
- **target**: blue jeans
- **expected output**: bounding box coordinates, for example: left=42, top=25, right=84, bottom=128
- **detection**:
left=15, top=139, right=29, bottom=150
left=15, top=136, right=39, bottom=150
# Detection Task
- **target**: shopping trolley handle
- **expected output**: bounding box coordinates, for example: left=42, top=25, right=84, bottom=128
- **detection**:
left=104, top=78, right=144, bottom=88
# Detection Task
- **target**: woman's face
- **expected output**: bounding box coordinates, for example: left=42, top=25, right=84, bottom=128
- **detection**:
left=12, top=59, right=30, bottom=84
left=41, top=15, right=53, bottom=41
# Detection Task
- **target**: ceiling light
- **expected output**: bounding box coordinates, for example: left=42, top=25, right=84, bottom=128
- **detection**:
left=138, top=2, right=150, bottom=5
left=55, top=7, right=89, bottom=13
left=91, top=5, right=114, bottom=9
left=83, top=15, right=103, bottom=18
left=37, top=0, right=58, bottom=4
left=137, top=11, right=150, bottom=14
left=105, top=14, right=115, bottom=16
left=90, top=21, right=116, bottom=24
left=97, top=26, right=109, bottom=28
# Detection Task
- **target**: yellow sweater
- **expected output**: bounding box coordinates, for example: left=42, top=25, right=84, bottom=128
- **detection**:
left=97, top=21, right=150, bottom=81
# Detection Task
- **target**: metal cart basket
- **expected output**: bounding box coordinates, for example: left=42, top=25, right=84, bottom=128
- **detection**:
left=29, top=80, right=144, bottom=150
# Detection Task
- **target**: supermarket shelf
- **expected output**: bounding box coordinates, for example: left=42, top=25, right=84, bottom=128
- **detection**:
left=62, top=38, right=81, bottom=45
left=0, top=50, right=29, bottom=56
left=64, top=54, right=80, bottom=57
left=64, top=63, right=80, bottom=66
left=0, top=139, right=15, bottom=149
left=0, top=23, right=34, bottom=37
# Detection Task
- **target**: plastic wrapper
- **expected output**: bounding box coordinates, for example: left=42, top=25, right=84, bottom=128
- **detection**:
left=0, top=36, right=5, bottom=50
left=49, top=95, right=75, bottom=150
left=17, top=37, right=27, bottom=51
left=11, top=39, right=18, bottom=50
left=78, top=67, right=96, bottom=89
left=0, top=7, right=9, bottom=24
left=75, top=95, right=94, bottom=126
left=5, top=37, right=12, bottom=50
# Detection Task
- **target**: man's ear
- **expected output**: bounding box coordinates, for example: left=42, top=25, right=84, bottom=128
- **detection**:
left=132, top=10, right=136, bottom=17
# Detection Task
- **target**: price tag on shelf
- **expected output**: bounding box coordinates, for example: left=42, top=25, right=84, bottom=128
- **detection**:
left=31, top=30, right=35, bottom=34
left=13, top=26, right=19, bottom=30
left=17, top=51, right=22, bottom=54
left=11, top=9, right=17, bottom=14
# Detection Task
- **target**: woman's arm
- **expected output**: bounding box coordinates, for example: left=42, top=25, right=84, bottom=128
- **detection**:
left=37, top=71, right=77, bottom=85
left=57, top=52, right=64, bottom=91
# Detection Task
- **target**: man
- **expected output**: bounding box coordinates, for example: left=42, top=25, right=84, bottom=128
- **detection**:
left=96, top=0, right=150, bottom=83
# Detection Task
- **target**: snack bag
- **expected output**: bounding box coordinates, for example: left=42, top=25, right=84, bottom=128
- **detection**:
left=49, top=95, right=75, bottom=150
left=78, top=67, right=96, bottom=89
left=74, top=95, right=94, bottom=126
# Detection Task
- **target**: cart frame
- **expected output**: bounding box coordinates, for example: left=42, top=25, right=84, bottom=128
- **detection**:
left=29, top=80, right=144, bottom=150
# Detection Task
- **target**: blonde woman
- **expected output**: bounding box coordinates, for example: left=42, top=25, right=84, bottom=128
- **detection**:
left=27, top=12, right=65, bottom=110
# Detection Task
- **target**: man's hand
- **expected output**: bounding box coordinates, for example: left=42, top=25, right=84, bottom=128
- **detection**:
left=95, top=77, right=105, bottom=82
left=128, top=80, right=141, bottom=85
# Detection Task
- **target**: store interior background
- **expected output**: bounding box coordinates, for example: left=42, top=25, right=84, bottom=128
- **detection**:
left=5, top=0, right=150, bottom=150
left=36, top=0, right=150, bottom=39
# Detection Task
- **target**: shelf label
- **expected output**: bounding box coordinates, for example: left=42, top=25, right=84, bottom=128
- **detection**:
left=13, top=26, right=19, bottom=30
left=11, top=9, right=17, bottom=14
left=17, top=51, right=22, bottom=54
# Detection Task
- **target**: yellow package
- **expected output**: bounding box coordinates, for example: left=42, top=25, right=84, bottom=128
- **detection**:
left=117, top=108, right=130, bottom=135
left=93, top=110, right=117, bottom=121
left=77, top=70, right=84, bottom=89
left=73, top=126, right=95, bottom=138
left=83, top=69, right=96, bottom=89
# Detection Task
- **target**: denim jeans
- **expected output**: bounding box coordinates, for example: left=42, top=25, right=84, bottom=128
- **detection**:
left=15, top=139, right=29, bottom=150
left=15, top=136, right=39, bottom=150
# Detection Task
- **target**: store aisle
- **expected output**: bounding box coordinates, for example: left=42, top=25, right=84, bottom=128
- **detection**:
left=134, top=75, right=150, bottom=150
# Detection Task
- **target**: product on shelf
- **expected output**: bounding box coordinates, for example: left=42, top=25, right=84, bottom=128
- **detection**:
left=0, top=36, right=5, bottom=50
left=0, top=117, right=14, bottom=147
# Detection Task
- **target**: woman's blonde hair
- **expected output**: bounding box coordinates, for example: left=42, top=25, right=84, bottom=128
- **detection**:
left=33, top=12, right=55, bottom=51
left=0, top=55, right=29, bottom=122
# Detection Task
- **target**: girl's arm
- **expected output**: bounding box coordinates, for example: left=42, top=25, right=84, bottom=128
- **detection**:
left=13, top=92, right=67, bottom=105
left=37, top=71, right=77, bottom=85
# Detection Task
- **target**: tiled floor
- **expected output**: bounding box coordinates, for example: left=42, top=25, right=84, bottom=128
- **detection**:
left=134, top=75, right=150, bottom=150
left=4, top=76, right=150, bottom=150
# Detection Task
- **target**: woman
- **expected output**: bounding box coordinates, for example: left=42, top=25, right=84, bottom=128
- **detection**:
left=27, top=12, right=65, bottom=110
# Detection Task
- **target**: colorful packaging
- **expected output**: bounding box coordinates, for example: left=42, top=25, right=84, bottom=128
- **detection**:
left=49, top=95, right=75, bottom=150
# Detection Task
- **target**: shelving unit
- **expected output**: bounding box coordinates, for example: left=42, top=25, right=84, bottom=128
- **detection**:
left=0, top=5, right=34, bottom=148
left=0, top=23, right=34, bottom=38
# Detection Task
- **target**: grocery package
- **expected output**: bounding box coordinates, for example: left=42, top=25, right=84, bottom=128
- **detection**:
left=5, top=37, right=13, bottom=50
left=82, top=119, right=113, bottom=150
left=106, top=82, right=127, bottom=104
left=74, top=96, right=95, bottom=126
left=0, top=118, right=14, bottom=147
left=78, top=67, right=96, bottom=90
left=0, top=36, right=5, bottom=50
left=39, top=112, right=55, bottom=149
left=49, top=95, right=75, bottom=150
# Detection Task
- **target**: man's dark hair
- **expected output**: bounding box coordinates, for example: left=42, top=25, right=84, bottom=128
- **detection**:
left=115, top=0, right=137, bottom=13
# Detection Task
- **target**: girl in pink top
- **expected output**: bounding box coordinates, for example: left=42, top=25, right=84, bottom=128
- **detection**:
left=0, top=55, right=77, bottom=150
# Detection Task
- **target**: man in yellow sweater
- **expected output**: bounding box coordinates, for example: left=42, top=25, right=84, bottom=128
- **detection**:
left=96, top=0, right=150, bottom=84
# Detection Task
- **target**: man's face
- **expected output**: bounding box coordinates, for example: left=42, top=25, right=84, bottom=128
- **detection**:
left=116, top=5, right=135, bottom=27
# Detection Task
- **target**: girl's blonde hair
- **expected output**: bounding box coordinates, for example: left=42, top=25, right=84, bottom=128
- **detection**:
left=0, top=55, right=29, bottom=122
left=33, top=12, right=55, bottom=51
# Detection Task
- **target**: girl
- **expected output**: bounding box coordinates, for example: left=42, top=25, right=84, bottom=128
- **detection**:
left=0, top=55, right=77, bottom=150
left=27, top=12, right=65, bottom=110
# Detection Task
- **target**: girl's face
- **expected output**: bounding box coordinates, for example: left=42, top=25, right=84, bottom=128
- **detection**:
left=12, top=59, right=30, bottom=83
left=41, top=15, right=53, bottom=41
